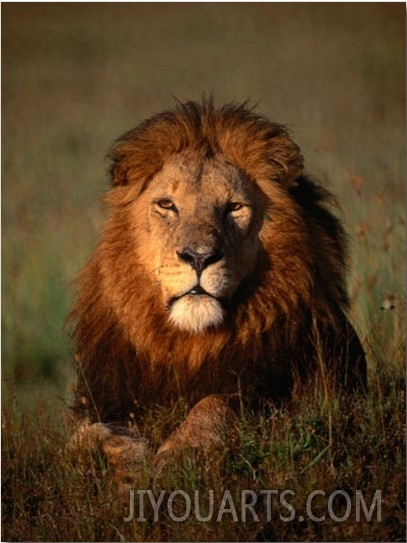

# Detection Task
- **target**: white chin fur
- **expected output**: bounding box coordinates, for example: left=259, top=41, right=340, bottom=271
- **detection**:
left=169, top=295, right=224, bottom=333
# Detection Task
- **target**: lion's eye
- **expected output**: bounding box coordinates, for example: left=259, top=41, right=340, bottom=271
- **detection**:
left=227, top=202, right=244, bottom=213
left=157, top=199, right=176, bottom=211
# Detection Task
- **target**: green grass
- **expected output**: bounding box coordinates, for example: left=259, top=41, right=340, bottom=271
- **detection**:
left=2, top=3, right=405, bottom=541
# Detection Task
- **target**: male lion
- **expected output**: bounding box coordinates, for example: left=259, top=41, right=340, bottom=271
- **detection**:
left=69, top=100, right=366, bottom=476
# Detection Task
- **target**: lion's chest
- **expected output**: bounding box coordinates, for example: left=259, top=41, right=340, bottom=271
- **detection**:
left=133, top=340, right=287, bottom=409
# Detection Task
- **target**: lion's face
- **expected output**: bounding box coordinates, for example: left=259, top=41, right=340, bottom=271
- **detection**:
left=133, top=152, right=266, bottom=333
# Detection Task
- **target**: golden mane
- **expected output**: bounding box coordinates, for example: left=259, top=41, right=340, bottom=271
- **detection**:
left=70, top=100, right=365, bottom=426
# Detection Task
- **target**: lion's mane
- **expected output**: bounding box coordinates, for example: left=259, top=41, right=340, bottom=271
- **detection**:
left=70, top=100, right=365, bottom=425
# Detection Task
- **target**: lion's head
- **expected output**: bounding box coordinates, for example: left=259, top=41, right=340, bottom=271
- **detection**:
left=102, top=100, right=335, bottom=335
left=71, top=100, right=365, bottom=423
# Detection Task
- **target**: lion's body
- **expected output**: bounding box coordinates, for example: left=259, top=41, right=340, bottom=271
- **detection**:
left=70, top=101, right=366, bottom=474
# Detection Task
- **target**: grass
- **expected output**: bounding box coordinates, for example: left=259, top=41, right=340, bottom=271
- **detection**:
left=2, top=3, right=405, bottom=541
left=2, top=372, right=405, bottom=541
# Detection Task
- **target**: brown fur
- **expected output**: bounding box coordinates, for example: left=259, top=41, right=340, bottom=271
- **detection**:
left=69, top=100, right=366, bottom=473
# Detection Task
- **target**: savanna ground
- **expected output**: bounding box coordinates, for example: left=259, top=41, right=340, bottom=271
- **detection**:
left=1, top=3, right=405, bottom=542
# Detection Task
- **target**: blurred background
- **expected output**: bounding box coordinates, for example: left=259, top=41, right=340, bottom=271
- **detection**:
left=2, top=3, right=405, bottom=409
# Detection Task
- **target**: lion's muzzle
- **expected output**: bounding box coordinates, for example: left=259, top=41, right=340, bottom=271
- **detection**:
left=167, top=279, right=226, bottom=334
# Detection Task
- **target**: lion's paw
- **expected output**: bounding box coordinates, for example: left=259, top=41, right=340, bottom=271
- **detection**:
left=70, top=422, right=152, bottom=490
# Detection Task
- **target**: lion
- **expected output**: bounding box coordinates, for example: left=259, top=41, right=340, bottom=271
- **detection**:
left=69, top=100, right=366, bottom=478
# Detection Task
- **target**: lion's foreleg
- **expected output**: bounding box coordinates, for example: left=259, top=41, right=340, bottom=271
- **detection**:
left=153, top=394, right=236, bottom=475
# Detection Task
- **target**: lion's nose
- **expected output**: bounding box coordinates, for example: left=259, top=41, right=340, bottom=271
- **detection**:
left=177, top=247, right=224, bottom=275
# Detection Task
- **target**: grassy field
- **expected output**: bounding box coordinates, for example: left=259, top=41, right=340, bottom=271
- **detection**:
left=2, top=3, right=405, bottom=542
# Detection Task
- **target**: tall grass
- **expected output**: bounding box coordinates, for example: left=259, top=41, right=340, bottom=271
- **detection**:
left=2, top=3, right=405, bottom=541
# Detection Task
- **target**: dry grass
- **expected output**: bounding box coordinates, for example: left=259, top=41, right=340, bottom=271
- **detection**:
left=2, top=369, right=405, bottom=541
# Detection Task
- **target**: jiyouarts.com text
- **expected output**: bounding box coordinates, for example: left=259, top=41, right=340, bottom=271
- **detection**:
left=124, top=489, right=382, bottom=523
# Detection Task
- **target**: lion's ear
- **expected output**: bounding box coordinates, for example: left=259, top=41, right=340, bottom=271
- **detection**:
left=109, top=149, right=139, bottom=187
left=268, top=136, right=304, bottom=186
left=108, top=142, right=133, bottom=187
left=108, top=152, right=152, bottom=191
left=108, top=137, right=162, bottom=190
left=110, top=162, right=129, bottom=186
